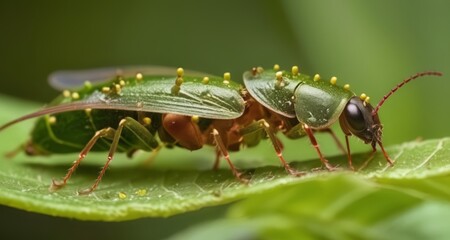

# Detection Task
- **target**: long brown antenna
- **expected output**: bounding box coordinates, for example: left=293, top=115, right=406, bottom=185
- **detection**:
left=372, top=71, right=443, bottom=116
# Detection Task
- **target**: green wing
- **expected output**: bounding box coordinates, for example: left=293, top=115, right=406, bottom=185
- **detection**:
left=243, top=69, right=309, bottom=118
left=100, top=75, right=245, bottom=119
left=0, top=74, right=244, bottom=131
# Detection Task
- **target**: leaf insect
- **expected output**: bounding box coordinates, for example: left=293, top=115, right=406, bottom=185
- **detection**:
left=0, top=65, right=442, bottom=194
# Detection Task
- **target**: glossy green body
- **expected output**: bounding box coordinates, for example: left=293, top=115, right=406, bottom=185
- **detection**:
left=27, top=67, right=354, bottom=155
left=244, top=69, right=355, bottom=129
left=28, top=74, right=244, bottom=154
left=294, top=80, right=354, bottom=128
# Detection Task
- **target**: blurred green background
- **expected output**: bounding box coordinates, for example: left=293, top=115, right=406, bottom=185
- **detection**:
left=1, top=0, right=449, bottom=239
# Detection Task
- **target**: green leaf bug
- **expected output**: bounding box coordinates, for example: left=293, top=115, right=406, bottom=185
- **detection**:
left=244, top=65, right=443, bottom=170
left=0, top=65, right=443, bottom=194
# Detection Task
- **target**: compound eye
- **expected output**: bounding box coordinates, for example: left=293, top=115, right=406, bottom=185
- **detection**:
left=344, top=103, right=366, bottom=132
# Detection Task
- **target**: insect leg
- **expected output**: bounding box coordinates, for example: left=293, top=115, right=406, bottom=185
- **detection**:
left=4, top=144, right=24, bottom=159
left=377, top=140, right=394, bottom=166
left=317, top=128, right=347, bottom=155
left=343, top=135, right=355, bottom=170
left=211, top=129, right=248, bottom=183
left=357, top=141, right=394, bottom=171
left=303, top=124, right=335, bottom=171
left=78, top=117, right=160, bottom=194
left=51, top=127, right=116, bottom=191
left=357, top=143, right=377, bottom=171
left=258, top=120, right=305, bottom=176
left=212, top=149, right=221, bottom=171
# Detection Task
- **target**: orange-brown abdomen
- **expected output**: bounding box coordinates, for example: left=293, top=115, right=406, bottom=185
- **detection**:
left=162, top=114, right=204, bottom=150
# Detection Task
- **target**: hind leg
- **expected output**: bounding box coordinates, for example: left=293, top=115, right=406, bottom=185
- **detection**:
left=51, top=117, right=160, bottom=194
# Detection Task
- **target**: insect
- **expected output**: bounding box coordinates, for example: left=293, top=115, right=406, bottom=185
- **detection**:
left=0, top=65, right=442, bottom=194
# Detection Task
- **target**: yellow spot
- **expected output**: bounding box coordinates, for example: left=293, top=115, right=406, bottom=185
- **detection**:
left=175, top=77, right=184, bottom=86
left=223, top=72, right=231, bottom=84
left=276, top=71, right=283, bottom=80
left=202, top=76, right=209, bottom=84
left=343, top=84, right=350, bottom=90
left=71, top=92, right=80, bottom=99
left=114, top=84, right=122, bottom=94
left=84, top=81, right=92, bottom=89
left=360, top=93, right=367, bottom=101
left=223, top=72, right=231, bottom=80
left=330, top=76, right=337, bottom=85
left=135, top=189, right=147, bottom=197
left=102, top=87, right=110, bottom=94
left=191, top=115, right=199, bottom=123
left=62, top=90, right=71, bottom=98
left=142, top=117, right=152, bottom=126
left=273, top=64, right=280, bottom=71
left=119, top=80, right=126, bottom=86
left=313, top=74, right=320, bottom=81
left=364, top=96, right=370, bottom=103
left=85, top=108, right=92, bottom=116
left=291, top=66, right=299, bottom=76
left=118, top=192, right=127, bottom=199
left=136, top=72, right=143, bottom=80
left=275, top=71, right=285, bottom=89
left=256, top=66, right=264, bottom=73
left=48, top=116, right=57, bottom=125
left=177, top=67, right=184, bottom=77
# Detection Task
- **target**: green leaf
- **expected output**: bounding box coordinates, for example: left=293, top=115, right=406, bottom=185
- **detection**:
left=0, top=94, right=449, bottom=221
left=168, top=176, right=450, bottom=240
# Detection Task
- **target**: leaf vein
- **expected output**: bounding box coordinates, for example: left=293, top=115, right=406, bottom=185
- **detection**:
left=412, top=139, right=444, bottom=172
left=161, top=185, right=183, bottom=200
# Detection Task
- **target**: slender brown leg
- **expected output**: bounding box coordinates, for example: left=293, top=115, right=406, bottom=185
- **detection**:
left=377, top=140, right=394, bottom=166
left=211, top=129, right=247, bottom=183
left=259, top=120, right=304, bottom=176
left=50, top=127, right=116, bottom=191
left=5, top=144, right=25, bottom=159
left=78, top=119, right=129, bottom=195
left=52, top=116, right=160, bottom=194
left=319, top=128, right=347, bottom=155
left=344, top=135, right=355, bottom=171
left=212, top=149, right=221, bottom=171
left=358, top=144, right=377, bottom=171
left=303, top=124, right=335, bottom=171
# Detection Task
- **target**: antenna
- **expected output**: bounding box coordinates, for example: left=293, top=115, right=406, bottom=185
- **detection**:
left=372, top=71, right=443, bottom=116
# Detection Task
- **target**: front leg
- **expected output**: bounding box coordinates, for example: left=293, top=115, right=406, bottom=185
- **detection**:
left=240, top=120, right=305, bottom=176
left=303, top=124, right=336, bottom=171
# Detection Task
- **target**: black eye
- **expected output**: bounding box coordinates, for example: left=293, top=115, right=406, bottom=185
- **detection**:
left=344, top=103, right=366, bottom=131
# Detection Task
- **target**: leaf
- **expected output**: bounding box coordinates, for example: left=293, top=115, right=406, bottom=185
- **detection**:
left=0, top=94, right=449, bottom=221
left=168, top=176, right=450, bottom=240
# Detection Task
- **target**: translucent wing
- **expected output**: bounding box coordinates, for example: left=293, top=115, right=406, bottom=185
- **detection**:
left=49, top=65, right=212, bottom=90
